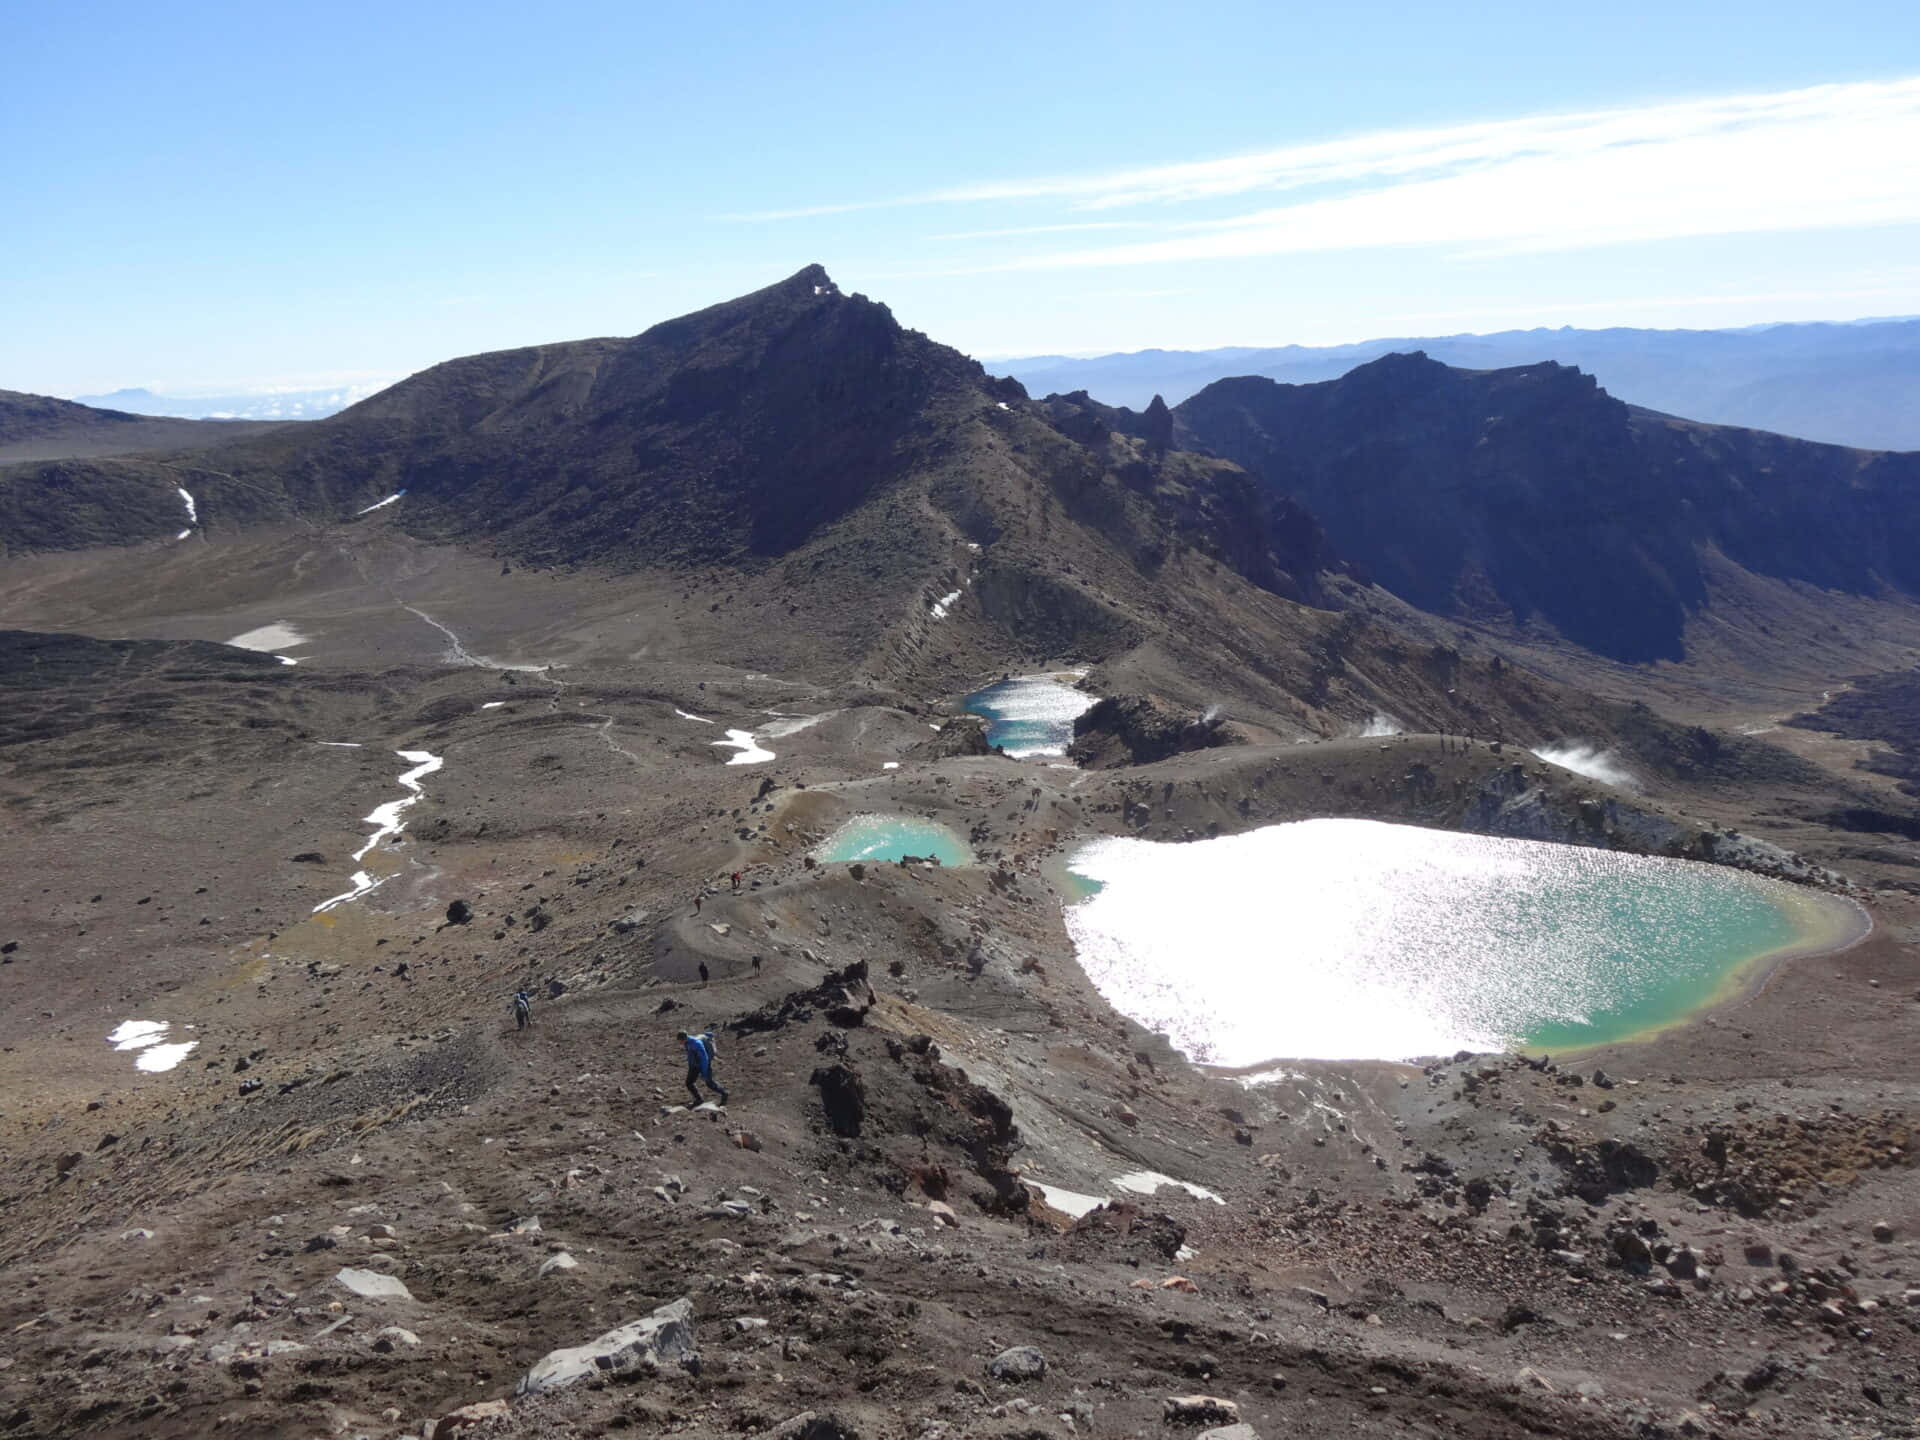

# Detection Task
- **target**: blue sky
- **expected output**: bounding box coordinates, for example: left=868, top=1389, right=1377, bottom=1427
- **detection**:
left=5, top=1, right=1919, bottom=395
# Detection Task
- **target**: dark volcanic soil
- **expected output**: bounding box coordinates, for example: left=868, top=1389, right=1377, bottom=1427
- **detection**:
left=2, top=623, right=1919, bottom=1440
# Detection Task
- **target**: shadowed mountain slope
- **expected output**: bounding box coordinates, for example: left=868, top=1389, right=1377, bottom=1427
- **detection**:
left=1173, top=353, right=1920, bottom=663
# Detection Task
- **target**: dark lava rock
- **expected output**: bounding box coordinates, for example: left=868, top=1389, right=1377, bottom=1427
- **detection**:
left=914, top=714, right=990, bottom=760
left=289, top=852, right=326, bottom=865
left=986, top=1345, right=1047, bottom=1382
left=444, top=899, right=473, bottom=926
left=810, top=1063, right=866, bottom=1138
left=1068, top=693, right=1236, bottom=769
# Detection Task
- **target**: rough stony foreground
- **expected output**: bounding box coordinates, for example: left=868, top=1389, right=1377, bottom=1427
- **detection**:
left=1, top=635, right=1919, bottom=1440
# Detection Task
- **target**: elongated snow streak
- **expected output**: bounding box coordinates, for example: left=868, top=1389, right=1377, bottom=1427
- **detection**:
left=106, top=1020, right=198, bottom=1073
left=674, top=709, right=715, bottom=724
left=313, top=749, right=444, bottom=912
left=711, top=729, right=775, bottom=765
left=757, top=711, right=834, bottom=739
left=1532, top=743, right=1635, bottom=790
left=356, top=489, right=406, bottom=515
left=136, top=1042, right=198, bottom=1072
left=1027, top=1182, right=1106, bottom=1218
left=109, top=1020, right=169, bottom=1051
left=176, top=487, right=198, bottom=533
left=1113, top=1170, right=1225, bottom=1205
left=929, top=589, right=962, bottom=619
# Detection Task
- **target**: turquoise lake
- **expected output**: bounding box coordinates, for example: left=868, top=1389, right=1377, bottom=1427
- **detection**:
left=1064, top=818, right=1864, bottom=1064
left=815, top=815, right=973, bottom=867
left=963, top=674, right=1095, bottom=758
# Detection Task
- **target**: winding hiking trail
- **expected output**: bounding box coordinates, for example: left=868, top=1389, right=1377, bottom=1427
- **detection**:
left=401, top=601, right=645, bottom=766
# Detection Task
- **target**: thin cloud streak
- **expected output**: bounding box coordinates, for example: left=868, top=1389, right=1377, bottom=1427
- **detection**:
left=729, top=77, right=1920, bottom=274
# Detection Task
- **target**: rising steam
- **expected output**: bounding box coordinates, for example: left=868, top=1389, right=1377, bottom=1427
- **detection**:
left=1532, top=743, right=1636, bottom=790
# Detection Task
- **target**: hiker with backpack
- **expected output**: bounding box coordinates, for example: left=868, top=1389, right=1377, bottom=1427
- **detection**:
left=677, top=1029, right=729, bottom=1104
left=512, top=990, right=532, bottom=1030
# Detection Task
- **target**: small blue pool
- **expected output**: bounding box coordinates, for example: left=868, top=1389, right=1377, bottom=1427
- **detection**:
left=814, top=815, right=973, bottom=867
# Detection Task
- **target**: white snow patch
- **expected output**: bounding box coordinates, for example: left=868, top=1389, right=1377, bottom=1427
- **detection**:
left=316, top=741, right=363, bottom=748
left=929, top=590, right=962, bottom=620
left=712, top=730, right=775, bottom=765
left=275, top=655, right=298, bottom=666
left=313, top=749, right=444, bottom=913
left=136, top=1041, right=198, bottom=1072
left=228, top=622, right=310, bottom=653
left=1112, top=1171, right=1225, bottom=1205
left=356, top=490, right=406, bottom=515
left=481, top=701, right=506, bottom=709
left=107, top=1020, right=197, bottom=1073
left=757, top=711, right=834, bottom=739
left=674, top=709, right=714, bottom=725
left=1027, top=1182, right=1106, bottom=1219
left=1531, top=743, right=1636, bottom=790
left=109, top=1020, right=170, bottom=1051
left=176, top=487, right=198, bottom=526
left=176, top=529, right=193, bottom=540
left=882, top=761, right=900, bottom=770
left=996, top=401, right=1009, bottom=411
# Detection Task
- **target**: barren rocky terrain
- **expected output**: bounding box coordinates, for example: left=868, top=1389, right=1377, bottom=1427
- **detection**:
left=4, top=270, right=1920, bottom=1440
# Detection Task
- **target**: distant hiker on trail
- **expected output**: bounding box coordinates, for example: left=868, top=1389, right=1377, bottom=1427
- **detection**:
left=731, top=870, right=742, bottom=893
left=678, top=1029, right=728, bottom=1103
left=512, top=990, right=531, bottom=1030
left=751, top=954, right=763, bottom=974
left=694, top=894, right=702, bottom=915
left=698, top=960, right=710, bottom=985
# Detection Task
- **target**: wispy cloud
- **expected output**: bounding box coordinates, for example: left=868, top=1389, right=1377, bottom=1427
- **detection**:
left=735, top=77, right=1920, bottom=270
left=926, top=221, right=1163, bottom=242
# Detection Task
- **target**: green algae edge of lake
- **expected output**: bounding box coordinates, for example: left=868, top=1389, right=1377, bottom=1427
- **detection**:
left=1523, top=882, right=1872, bottom=1057
left=813, top=814, right=973, bottom=868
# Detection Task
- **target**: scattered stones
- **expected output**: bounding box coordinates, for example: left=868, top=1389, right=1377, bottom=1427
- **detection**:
left=1165, top=1395, right=1240, bottom=1425
left=766, top=1412, right=859, bottom=1440
left=1873, top=1220, right=1897, bottom=1243
left=371, top=1327, right=419, bottom=1352
left=986, top=1345, right=1047, bottom=1382
left=538, top=1252, right=580, bottom=1277
left=516, top=1296, right=696, bottom=1395
left=428, top=1399, right=509, bottom=1439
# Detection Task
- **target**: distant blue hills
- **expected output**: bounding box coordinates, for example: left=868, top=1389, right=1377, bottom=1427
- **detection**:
left=993, top=317, right=1920, bottom=452
left=73, top=383, right=389, bottom=423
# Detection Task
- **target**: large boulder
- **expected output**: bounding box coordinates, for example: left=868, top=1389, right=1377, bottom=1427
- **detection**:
left=515, top=1296, right=696, bottom=1395
left=986, top=1345, right=1047, bottom=1382
left=334, top=1267, right=413, bottom=1302
left=1068, top=694, right=1236, bottom=769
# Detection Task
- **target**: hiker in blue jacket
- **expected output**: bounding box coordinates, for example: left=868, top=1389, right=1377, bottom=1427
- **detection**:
left=677, top=1029, right=729, bottom=1104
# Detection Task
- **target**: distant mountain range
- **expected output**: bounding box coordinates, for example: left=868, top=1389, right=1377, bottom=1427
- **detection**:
left=8, top=268, right=1920, bottom=684
left=996, top=318, right=1920, bottom=452
left=72, top=383, right=392, bottom=422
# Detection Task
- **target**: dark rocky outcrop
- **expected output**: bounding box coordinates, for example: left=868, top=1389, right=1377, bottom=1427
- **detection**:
left=913, top=714, right=991, bottom=760
left=1067, top=693, right=1237, bottom=769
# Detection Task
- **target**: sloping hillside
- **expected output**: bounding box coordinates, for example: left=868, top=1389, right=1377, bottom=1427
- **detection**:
left=1174, top=353, right=1920, bottom=663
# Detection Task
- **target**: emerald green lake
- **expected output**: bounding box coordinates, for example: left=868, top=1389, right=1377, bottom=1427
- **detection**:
left=815, top=815, right=972, bottom=867
left=1064, top=819, right=1865, bottom=1064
